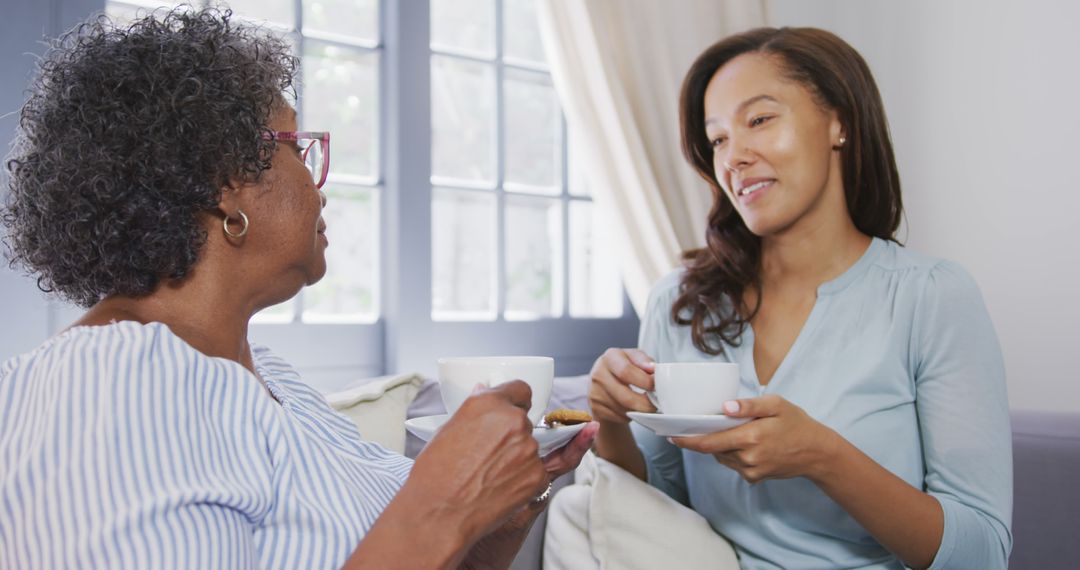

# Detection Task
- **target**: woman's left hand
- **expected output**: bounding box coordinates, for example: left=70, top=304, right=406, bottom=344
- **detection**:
left=541, top=422, right=600, bottom=480
left=670, top=395, right=840, bottom=484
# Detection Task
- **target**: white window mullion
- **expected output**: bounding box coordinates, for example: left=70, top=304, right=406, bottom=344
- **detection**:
left=494, top=0, right=507, bottom=321
left=565, top=110, right=574, bottom=315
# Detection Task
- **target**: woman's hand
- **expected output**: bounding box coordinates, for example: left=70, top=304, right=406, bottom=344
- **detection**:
left=542, top=421, right=599, bottom=479
left=456, top=406, right=598, bottom=570
left=589, top=348, right=658, bottom=423
left=488, top=421, right=600, bottom=538
left=348, top=381, right=550, bottom=569
left=671, top=395, right=948, bottom=569
left=670, top=394, right=841, bottom=484
left=407, top=381, right=550, bottom=543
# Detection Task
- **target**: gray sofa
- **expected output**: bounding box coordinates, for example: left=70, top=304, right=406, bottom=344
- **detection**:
left=405, top=377, right=1080, bottom=569
left=1009, top=410, right=1080, bottom=569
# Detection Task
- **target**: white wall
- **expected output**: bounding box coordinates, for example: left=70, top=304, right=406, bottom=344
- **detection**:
left=769, top=0, right=1080, bottom=412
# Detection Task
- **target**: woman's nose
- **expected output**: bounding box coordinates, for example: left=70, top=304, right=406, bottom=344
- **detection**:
left=319, top=189, right=327, bottom=208
left=721, top=144, right=755, bottom=173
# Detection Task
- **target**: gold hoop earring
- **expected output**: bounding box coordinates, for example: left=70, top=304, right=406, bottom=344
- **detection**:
left=223, top=210, right=249, bottom=238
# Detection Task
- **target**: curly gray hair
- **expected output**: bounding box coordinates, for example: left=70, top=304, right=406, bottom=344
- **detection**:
left=2, top=7, right=297, bottom=307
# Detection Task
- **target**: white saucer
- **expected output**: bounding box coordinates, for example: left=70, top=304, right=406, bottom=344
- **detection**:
left=405, top=414, right=587, bottom=457
left=627, top=411, right=749, bottom=437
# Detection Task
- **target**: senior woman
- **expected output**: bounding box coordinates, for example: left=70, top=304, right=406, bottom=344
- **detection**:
left=0, top=8, right=595, bottom=569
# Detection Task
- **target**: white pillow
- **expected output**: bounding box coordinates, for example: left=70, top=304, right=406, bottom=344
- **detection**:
left=544, top=452, right=740, bottom=570
left=325, top=373, right=424, bottom=454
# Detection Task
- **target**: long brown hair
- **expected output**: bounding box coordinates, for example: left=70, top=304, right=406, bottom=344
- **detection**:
left=673, top=27, right=903, bottom=355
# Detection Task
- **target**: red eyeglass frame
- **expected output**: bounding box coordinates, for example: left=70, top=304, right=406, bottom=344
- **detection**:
left=264, top=131, right=331, bottom=189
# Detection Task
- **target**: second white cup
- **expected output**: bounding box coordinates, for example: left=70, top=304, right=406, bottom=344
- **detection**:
left=437, top=356, right=554, bottom=426
left=649, top=362, right=739, bottom=415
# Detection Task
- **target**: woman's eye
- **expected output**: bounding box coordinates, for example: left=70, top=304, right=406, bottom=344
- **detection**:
left=750, top=115, right=773, bottom=127
left=710, top=136, right=726, bottom=148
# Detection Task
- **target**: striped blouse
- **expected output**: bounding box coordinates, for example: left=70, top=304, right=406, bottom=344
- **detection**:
left=0, top=321, right=413, bottom=568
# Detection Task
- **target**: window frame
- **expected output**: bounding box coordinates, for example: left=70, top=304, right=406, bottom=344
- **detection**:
left=391, top=0, right=638, bottom=378
left=428, top=0, right=624, bottom=323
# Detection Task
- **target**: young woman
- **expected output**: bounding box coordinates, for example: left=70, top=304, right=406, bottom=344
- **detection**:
left=588, top=27, right=1011, bottom=569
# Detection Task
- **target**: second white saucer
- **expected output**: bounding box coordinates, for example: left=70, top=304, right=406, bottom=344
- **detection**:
left=627, top=411, right=749, bottom=437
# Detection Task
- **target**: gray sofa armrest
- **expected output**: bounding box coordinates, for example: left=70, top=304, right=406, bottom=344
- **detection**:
left=1010, top=410, right=1080, bottom=569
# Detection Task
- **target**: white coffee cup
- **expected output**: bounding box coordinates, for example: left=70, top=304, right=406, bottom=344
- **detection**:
left=648, top=362, right=739, bottom=415
left=437, top=356, right=554, bottom=426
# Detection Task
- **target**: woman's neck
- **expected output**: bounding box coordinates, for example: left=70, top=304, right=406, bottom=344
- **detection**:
left=759, top=216, right=871, bottom=291
left=73, top=274, right=256, bottom=371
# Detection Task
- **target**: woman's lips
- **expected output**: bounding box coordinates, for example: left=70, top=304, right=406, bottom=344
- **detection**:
left=735, top=178, right=774, bottom=205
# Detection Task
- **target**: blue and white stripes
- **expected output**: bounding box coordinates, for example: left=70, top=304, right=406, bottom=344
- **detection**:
left=1, top=321, right=412, bottom=568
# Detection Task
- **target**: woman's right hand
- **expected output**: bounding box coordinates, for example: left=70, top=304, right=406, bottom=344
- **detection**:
left=407, top=381, right=548, bottom=544
left=346, top=381, right=548, bottom=569
left=589, top=348, right=658, bottom=424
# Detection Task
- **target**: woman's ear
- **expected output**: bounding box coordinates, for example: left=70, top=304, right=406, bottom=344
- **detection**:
left=216, top=179, right=245, bottom=218
left=829, top=111, right=846, bottom=149
left=216, top=182, right=252, bottom=240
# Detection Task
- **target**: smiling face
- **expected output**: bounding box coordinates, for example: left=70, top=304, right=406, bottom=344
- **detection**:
left=703, top=52, right=846, bottom=238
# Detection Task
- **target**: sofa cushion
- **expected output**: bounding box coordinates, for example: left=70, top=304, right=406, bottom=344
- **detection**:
left=544, top=452, right=739, bottom=570
left=325, top=373, right=424, bottom=454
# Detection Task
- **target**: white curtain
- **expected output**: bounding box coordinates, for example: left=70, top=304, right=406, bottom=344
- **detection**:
left=536, top=0, right=768, bottom=315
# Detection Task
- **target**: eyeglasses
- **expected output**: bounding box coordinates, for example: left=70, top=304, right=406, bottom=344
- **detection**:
left=265, top=131, right=331, bottom=189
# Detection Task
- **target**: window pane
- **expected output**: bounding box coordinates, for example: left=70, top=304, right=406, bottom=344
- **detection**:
left=431, top=0, right=494, bottom=56
left=505, top=195, right=562, bottom=319
left=569, top=201, right=622, bottom=318
left=303, top=43, right=378, bottom=179
left=504, top=68, right=561, bottom=192
left=432, top=189, right=496, bottom=319
left=503, top=0, right=545, bottom=64
left=303, top=0, right=378, bottom=42
left=303, top=185, right=379, bottom=322
left=567, top=131, right=591, bottom=197
left=224, top=0, right=295, bottom=27
left=431, top=56, right=496, bottom=183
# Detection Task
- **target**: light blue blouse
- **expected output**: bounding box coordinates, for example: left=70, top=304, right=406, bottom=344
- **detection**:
left=0, top=321, right=413, bottom=568
left=634, top=238, right=1012, bottom=569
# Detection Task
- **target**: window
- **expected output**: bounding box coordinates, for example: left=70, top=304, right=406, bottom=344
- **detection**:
left=429, top=0, right=623, bottom=321
left=107, top=0, right=383, bottom=325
